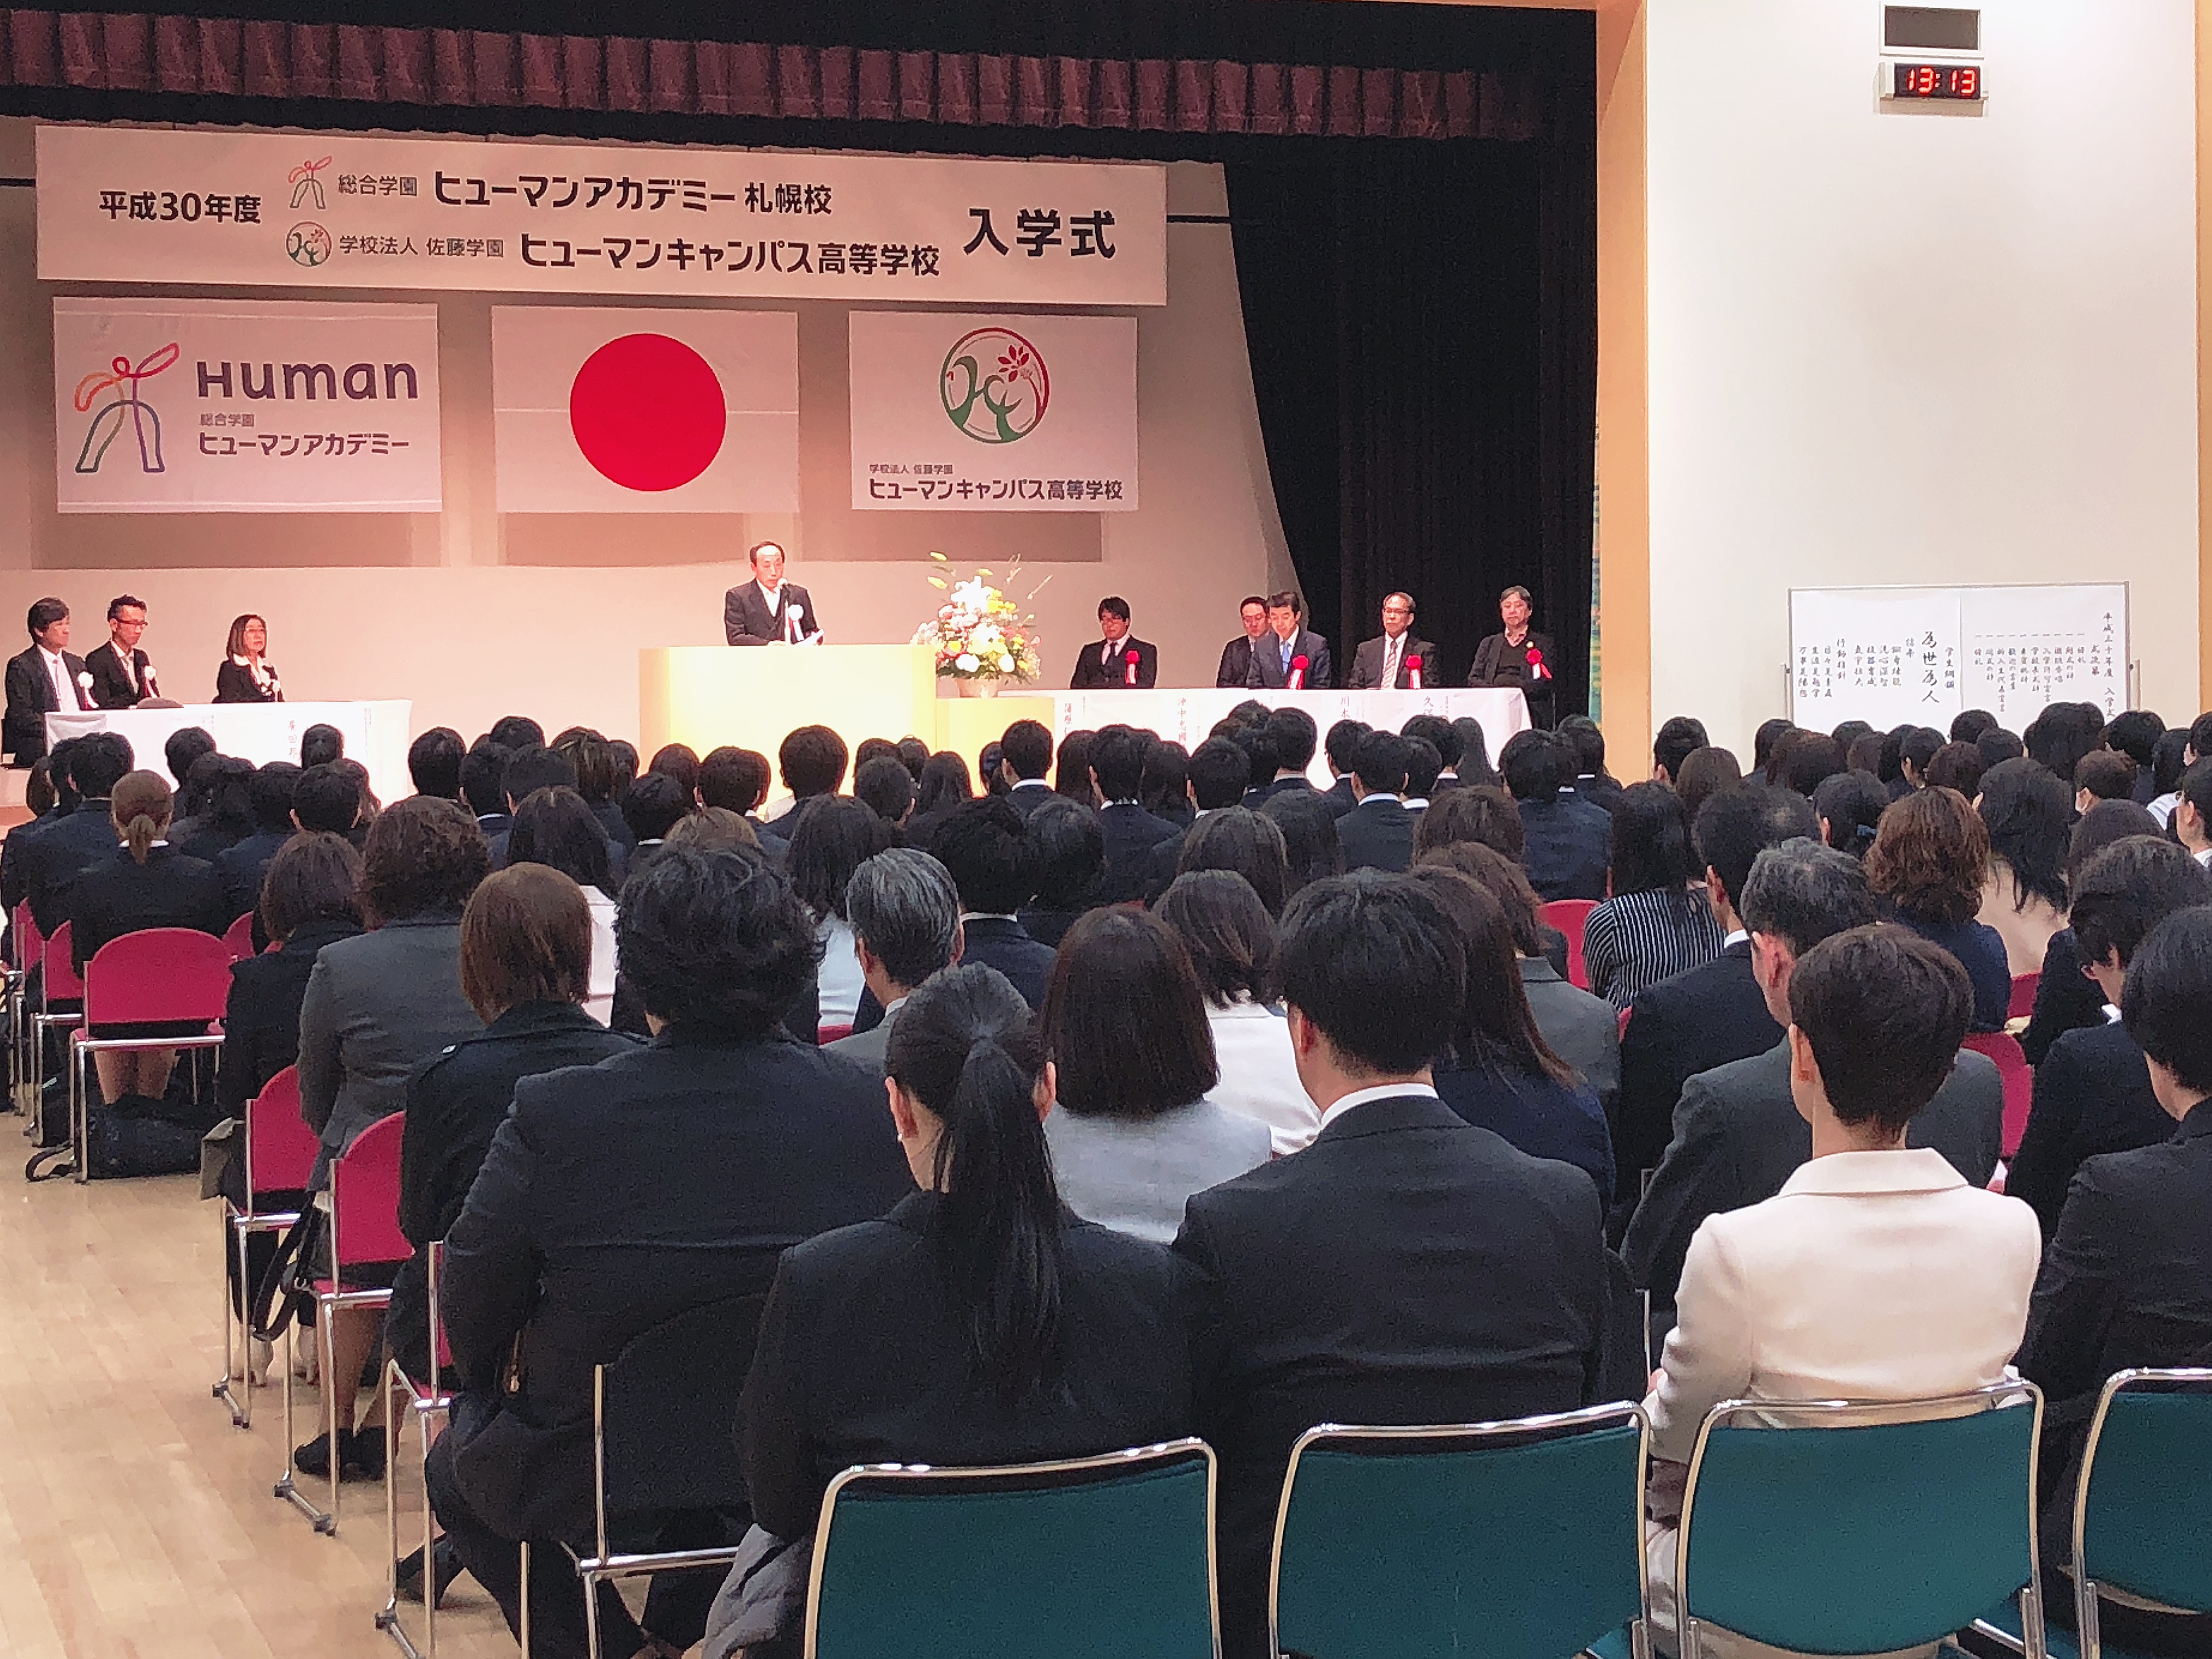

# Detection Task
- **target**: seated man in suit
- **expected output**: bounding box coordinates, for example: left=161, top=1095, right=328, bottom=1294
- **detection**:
left=1651, top=715, right=1709, bottom=788
left=2018, top=906, right=2212, bottom=1656
left=1243, top=707, right=1319, bottom=807
left=1068, top=595, right=1157, bottom=690
left=826, top=849, right=962, bottom=1075
left=1245, top=591, right=1333, bottom=690
left=1348, top=591, right=1439, bottom=690
left=4, top=596, right=93, bottom=767
left=459, top=742, right=513, bottom=840
left=1336, top=730, right=1416, bottom=874
left=758, top=726, right=850, bottom=842
left=1176, top=872, right=1633, bottom=1659
left=926, top=797, right=1056, bottom=1007
left=1088, top=726, right=1180, bottom=904
left=214, top=761, right=303, bottom=922
left=723, top=540, right=823, bottom=646
left=1466, top=585, right=1556, bottom=728
left=996, top=718, right=1057, bottom=818
left=1215, top=595, right=1270, bottom=689
left=1402, top=714, right=1466, bottom=794
left=1643, top=924, right=2041, bottom=1652
left=1499, top=730, right=1611, bottom=901
left=1558, top=715, right=1626, bottom=815
left=84, top=594, right=159, bottom=710
left=1611, top=785, right=1819, bottom=1211
left=1147, top=737, right=1256, bottom=896
left=2006, top=836, right=2212, bottom=1238
left=24, top=731, right=135, bottom=938
left=1626, top=837, right=2004, bottom=1339
left=1320, top=719, right=1368, bottom=817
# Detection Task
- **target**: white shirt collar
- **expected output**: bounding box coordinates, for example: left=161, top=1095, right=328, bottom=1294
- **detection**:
left=883, top=994, right=910, bottom=1018
left=1319, top=1080, right=1439, bottom=1133
left=2104, top=1003, right=2124, bottom=1023
left=1402, top=797, right=1430, bottom=811
left=1358, top=792, right=1400, bottom=808
left=958, top=910, right=1018, bottom=923
left=1011, top=777, right=1049, bottom=791
left=1724, top=928, right=1749, bottom=948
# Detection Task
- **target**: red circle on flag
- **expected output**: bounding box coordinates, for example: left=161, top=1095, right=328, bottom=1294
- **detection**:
left=568, top=333, right=725, bottom=492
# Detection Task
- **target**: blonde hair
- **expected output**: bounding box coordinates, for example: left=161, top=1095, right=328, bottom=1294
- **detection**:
left=110, top=769, right=173, bottom=865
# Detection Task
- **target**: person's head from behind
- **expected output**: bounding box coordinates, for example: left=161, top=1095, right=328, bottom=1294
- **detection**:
left=1000, top=719, right=1053, bottom=785
left=1187, top=737, right=1251, bottom=812
left=459, top=863, right=592, bottom=1024
left=1041, top=906, right=1217, bottom=1119
left=1922, top=741, right=1985, bottom=800
left=246, top=761, right=301, bottom=835
left=788, top=797, right=895, bottom=921
left=1402, top=738, right=1442, bottom=800
left=1782, top=733, right=1846, bottom=799
left=1812, top=770, right=1887, bottom=861
left=1695, top=784, right=1820, bottom=926
left=1404, top=865, right=1572, bottom=1086
left=2073, top=749, right=2137, bottom=812
left=1653, top=716, right=1709, bottom=785
left=24, top=758, right=54, bottom=818
left=1352, top=730, right=1412, bottom=799
left=617, top=844, right=814, bottom=1037
left=459, top=742, right=510, bottom=818
left=854, top=756, right=918, bottom=825
left=1864, top=787, right=1989, bottom=925
left=2121, top=909, right=2212, bottom=1120
left=884, top=962, right=1063, bottom=1402
left=1323, top=719, right=1370, bottom=781
left=257, top=831, right=363, bottom=945
left=2151, top=729, right=2192, bottom=798
left=1950, top=709, right=1997, bottom=744
left=1976, top=758, right=2072, bottom=912
left=930, top=797, right=1037, bottom=914
left=45, top=738, right=81, bottom=814
left=1087, top=726, right=1149, bottom=804
left=1156, top=870, right=1276, bottom=1009
left=2173, top=758, right=2212, bottom=854
left=854, top=737, right=899, bottom=776
left=482, top=715, right=540, bottom=752
left=779, top=724, right=849, bottom=800
left=1737, top=837, right=1880, bottom=1026
left=1262, top=707, right=1319, bottom=777
left=501, top=744, right=577, bottom=813
left=2104, top=710, right=2164, bottom=771
left=1054, top=731, right=1096, bottom=802
left=1416, top=840, right=1552, bottom=960
left=360, top=796, right=488, bottom=926
left=697, top=746, right=770, bottom=814
left=1261, top=790, right=1344, bottom=899
left=507, top=785, right=613, bottom=893
left=1499, top=729, right=1566, bottom=804
left=2068, top=837, right=2212, bottom=1003
left=1402, top=714, right=1463, bottom=776
left=845, top=848, right=962, bottom=1001
left=1753, top=719, right=1797, bottom=779
left=1556, top=714, right=1607, bottom=782
left=665, top=806, right=758, bottom=853
left=1609, top=781, right=1697, bottom=896
left=1414, top=783, right=1525, bottom=861
left=1139, top=740, right=1188, bottom=816
left=648, top=743, right=700, bottom=798
left=70, top=732, right=133, bottom=803
left=1176, top=806, right=1289, bottom=918
left=1898, top=726, right=1944, bottom=788
left=1787, top=926, right=1972, bottom=1144
left=2188, top=712, right=2212, bottom=766
left=299, top=723, right=343, bottom=769
left=550, top=727, right=619, bottom=806
left=109, top=770, right=172, bottom=864
left=291, top=763, right=362, bottom=834
left=621, top=770, right=691, bottom=844
left=407, top=727, right=464, bottom=800
left=1977, top=727, right=2027, bottom=768
left=914, top=751, right=973, bottom=816
left=2069, top=800, right=2162, bottom=884
left=164, top=725, right=216, bottom=788
left=1025, top=797, right=1105, bottom=913
left=1452, top=718, right=1496, bottom=785
left=1673, top=747, right=1743, bottom=825
left=1276, top=872, right=1466, bottom=1094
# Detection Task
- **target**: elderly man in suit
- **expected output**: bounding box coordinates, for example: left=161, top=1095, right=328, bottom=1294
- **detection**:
left=1215, top=595, right=1271, bottom=689
left=826, top=849, right=964, bottom=1075
left=4, top=596, right=94, bottom=766
left=1245, top=591, right=1333, bottom=690
left=1348, top=592, right=1439, bottom=690
left=723, top=540, right=823, bottom=646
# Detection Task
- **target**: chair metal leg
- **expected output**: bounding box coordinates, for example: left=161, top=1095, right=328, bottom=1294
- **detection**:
left=321, top=1299, right=343, bottom=1534
left=582, top=1561, right=603, bottom=1659
left=373, top=1359, right=444, bottom=1659
left=69, top=1038, right=86, bottom=1183
left=2023, top=1579, right=2050, bottom=1659
left=214, top=1211, right=245, bottom=1424
left=518, top=1540, right=532, bottom=1659
left=272, top=1314, right=336, bottom=1533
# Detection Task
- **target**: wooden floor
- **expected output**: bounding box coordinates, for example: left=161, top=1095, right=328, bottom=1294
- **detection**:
left=0, top=1157, right=518, bottom=1658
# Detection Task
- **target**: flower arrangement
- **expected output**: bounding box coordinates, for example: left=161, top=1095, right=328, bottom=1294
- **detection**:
left=911, top=551, right=1045, bottom=684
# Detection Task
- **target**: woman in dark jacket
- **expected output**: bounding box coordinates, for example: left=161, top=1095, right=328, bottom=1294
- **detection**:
left=213, top=613, right=283, bottom=703
left=1865, top=787, right=2012, bottom=1032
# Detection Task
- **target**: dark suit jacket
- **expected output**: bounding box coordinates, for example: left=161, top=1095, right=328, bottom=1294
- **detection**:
left=25, top=800, right=130, bottom=936
left=1174, top=1092, right=1630, bottom=1659
left=1347, top=633, right=1441, bottom=690
left=1098, top=800, right=1179, bottom=904
left=2006, top=1020, right=2172, bottom=1240
left=957, top=915, right=1058, bottom=1008
left=1244, top=776, right=1316, bottom=809
left=4, top=646, right=91, bottom=763
left=1, top=805, right=64, bottom=913
left=214, top=658, right=283, bottom=703
left=1468, top=630, right=1558, bottom=691
left=1003, top=780, right=1058, bottom=821
left=740, top=1192, right=1197, bottom=1542
left=67, top=843, right=229, bottom=975
left=2020, top=928, right=2107, bottom=1066
left=1434, top=1058, right=1613, bottom=1198
left=1215, top=635, right=1260, bottom=689
left=1016, top=904, right=1084, bottom=949
left=1245, top=629, right=1333, bottom=690
left=214, top=829, right=290, bottom=922
left=216, top=919, right=362, bottom=1120
left=723, top=579, right=822, bottom=646
left=1516, top=795, right=1613, bottom=901
left=1321, top=776, right=1359, bottom=819
left=1336, top=796, right=1415, bottom=873
left=84, top=641, right=153, bottom=709
left=439, top=1026, right=913, bottom=1538
left=1611, top=941, right=1781, bottom=1210
left=1623, top=1039, right=2004, bottom=1334
left=1069, top=636, right=1159, bottom=691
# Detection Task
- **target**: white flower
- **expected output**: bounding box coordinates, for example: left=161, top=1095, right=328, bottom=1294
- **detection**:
left=997, top=654, right=1015, bottom=673
left=955, top=653, right=979, bottom=673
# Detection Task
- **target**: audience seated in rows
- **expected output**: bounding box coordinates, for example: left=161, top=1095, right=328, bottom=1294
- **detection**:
left=24, top=731, right=133, bottom=935
left=214, top=761, right=301, bottom=926
left=1580, top=781, right=1724, bottom=1010
left=1865, top=786, right=2012, bottom=1031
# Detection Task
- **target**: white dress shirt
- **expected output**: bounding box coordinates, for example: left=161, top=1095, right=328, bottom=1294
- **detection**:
left=1317, top=1079, right=1439, bottom=1134
left=1203, top=997, right=1321, bottom=1154
left=40, top=646, right=74, bottom=710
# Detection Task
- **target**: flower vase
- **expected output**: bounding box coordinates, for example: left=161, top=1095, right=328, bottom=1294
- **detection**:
left=957, top=676, right=1001, bottom=699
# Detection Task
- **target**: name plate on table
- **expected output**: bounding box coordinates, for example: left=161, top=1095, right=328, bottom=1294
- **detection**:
left=47, top=700, right=414, bottom=805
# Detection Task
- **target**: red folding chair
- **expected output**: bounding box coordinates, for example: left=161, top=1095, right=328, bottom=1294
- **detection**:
left=379, top=1237, right=455, bottom=1659
left=29, top=922, right=84, bottom=1151
left=216, top=1066, right=317, bottom=1429
left=277, top=1109, right=407, bottom=1537
left=222, top=911, right=257, bottom=962
left=67, top=928, right=233, bottom=1184
left=1964, top=1031, right=2034, bottom=1162
left=12, top=900, right=43, bottom=1131
left=1541, top=899, right=1600, bottom=990
left=2007, top=972, right=2039, bottom=1022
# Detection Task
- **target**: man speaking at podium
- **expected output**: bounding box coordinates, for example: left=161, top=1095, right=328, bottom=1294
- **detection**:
left=724, top=541, right=826, bottom=646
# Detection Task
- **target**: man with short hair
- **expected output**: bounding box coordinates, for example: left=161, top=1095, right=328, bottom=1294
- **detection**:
left=827, top=849, right=964, bottom=1073
left=723, top=539, right=824, bottom=646
left=1245, top=590, right=1333, bottom=690
left=1318, top=719, right=1367, bottom=817
left=997, top=718, right=1057, bottom=818
left=1336, top=730, right=1415, bottom=874
left=1245, top=707, right=1318, bottom=806
left=460, top=742, right=513, bottom=837
left=1089, top=726, right=1179, bottom=903
left=1402, top=714, right=1465, bottom=794
left=84, top=594, right=159, bottom=709
left=1215, top=595, right=1272, bottom=689
left=696, top=746, right=770, bottom=816
left=216, top=762, right=304, bottom=921
left=761, top=726, right=850, bottom=838
left=407, top=727, right=465, bottom=800
left=2173, top=757, right=2212, bottom=867
left=1557, top=716, right=1623, bottom=814
left=3, top=597, right=93, bottom=765
left=851, top=757, right=917, bottom=826
left=24, top=732, right=134, bottom=934
left=1348, top=592, right=1438, bottom=690
left=292, top=762, right=364, bottom=836
left=163, top=725, right=217, bottom=789
left=1177, top=872, right=1632, bottom=1659
left=927, top=798, right=1056, bottom=1006
left=1651, top=715, right=1708, bottom=787
left=1500, top=730, right=1610, bottom=901
left=1146, top=737, right=1257, bottom=896
left=621, top=771, right=692, bottom=850
left=1068, top=596, right=1158, bottom=690
left=1624, top=839, right=2004, bottom=1335
left=1400, top=738, right=1441, bottom=819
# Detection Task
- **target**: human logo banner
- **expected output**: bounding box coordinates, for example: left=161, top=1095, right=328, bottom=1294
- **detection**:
left=848, top=311, right=1138, bottom=512
left=52, top=297, right=442, bottom=514
left=36, top=126, right=1167, bottom=307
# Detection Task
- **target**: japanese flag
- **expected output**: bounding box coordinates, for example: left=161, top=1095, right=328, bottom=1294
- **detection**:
left=492, top=306, right=798, bottom=514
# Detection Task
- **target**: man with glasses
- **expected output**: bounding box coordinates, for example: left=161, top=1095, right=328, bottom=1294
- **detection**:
left=1348, top=592, right=1438, bottom=690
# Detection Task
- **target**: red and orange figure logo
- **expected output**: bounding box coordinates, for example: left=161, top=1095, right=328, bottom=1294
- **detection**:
left=73, top=342, right=179, bottom=475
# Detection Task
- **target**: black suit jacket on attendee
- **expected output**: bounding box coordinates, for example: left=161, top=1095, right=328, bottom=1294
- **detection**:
left=438, top=1028, right=912, bottom=1540
left=1244, top=776, right=1316, bottom=809
left=22, top=802, right=123, bottom=938
left=216, top=918, right=363, bottom=1121
left=84, top=641, right=153, bottom=710
left=1611, top=941, right=1781, bottom=1210
left=1069, top=636, right=1159, bottom=691
left=1175, top=1092, right=1632, bottom=1659
left=956, top=915, right=1058, bottom=1008
left=741, top=1192, right=1197, bottom=1543
left=723, top=580, right=822, bottom=646
left=1, top=805, right=64, bottom=914
left=1003, top=779, right=1057, bottom=821
left=1098, top=800, right=1180, bottom=904
left=214, top=829, right=290, bottom=923
left=1215, top=635, right=1260, bottom=689
left=2019, top=928, right=2107, bottom=1066
left=2005, top=1019, right=2174, bottom=1241
left=1321, top=776, right=1359, bottom=819
left=1015, top=903, right=1084, bottom=949
left=68, top=843, right=229, bottom=975
left=4, top=645, right=91, bottom=764
left=1516, top=795, right=1613, bottom=901
left=1347, top=634, right=1441, bottom=690
left=1336, top=796, right=1415, bottom=874
left=214, top=658, right=283, bottom=703
left=1245, top=629, right=1333, bottom=690
left=1623, top=1039, right=2004, bottom=1336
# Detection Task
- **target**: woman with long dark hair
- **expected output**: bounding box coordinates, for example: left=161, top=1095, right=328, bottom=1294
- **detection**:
left=506, top=785, right=619, bottom=1024
left=1813, top=770, right=1888, bottom=861
left=1973, top=758, right=2071, bottom=977
left=783, top=797, right=895, bottom=1036
left=1578, top=782, right=1724, bottom=1009
left=213, top=613, right=282, bottom=702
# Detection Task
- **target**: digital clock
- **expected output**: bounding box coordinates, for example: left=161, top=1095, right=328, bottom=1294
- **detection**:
left=1888, top=61, right=1983, bottom=100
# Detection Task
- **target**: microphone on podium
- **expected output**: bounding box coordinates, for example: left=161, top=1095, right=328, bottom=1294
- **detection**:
left=1288, top=654, right=1308, bottom=691
left=1406, top=654, right=1423, bottom=691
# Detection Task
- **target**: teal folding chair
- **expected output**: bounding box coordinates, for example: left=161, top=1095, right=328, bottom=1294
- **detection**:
left=1974, top=1367, right=2212, bottom=1659
left=1270, top=1403, right=1650, bottom=1659
left=1672, top=1382, right=2047, bottom=1659
left=805, top=1438, right=1218, bottom=1659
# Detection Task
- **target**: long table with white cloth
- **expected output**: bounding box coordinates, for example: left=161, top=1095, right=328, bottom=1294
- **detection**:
left=47, top=700, right=415, bottom=806
left=1054, top=687, right=1531, bottom=789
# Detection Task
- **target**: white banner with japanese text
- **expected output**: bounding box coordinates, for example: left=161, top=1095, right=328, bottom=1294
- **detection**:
left=848, top=311, right=1137, bottom=511
left=36, top=126, right=1167, bottom=306
left=52, top=297, right=442, bottom=513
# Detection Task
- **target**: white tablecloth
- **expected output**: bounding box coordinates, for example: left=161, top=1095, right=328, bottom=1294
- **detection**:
left=1053, top=687, right=1531, bottom=789
left=47, top=700, right=415, bottom=806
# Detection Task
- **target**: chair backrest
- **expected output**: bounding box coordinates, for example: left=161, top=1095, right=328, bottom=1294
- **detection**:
left=2008, top=972, right=2039, bottom=1021
left=806, top=1440, right=1217, bottom=1659
left=2075, top=1368, right=2212, bottom=1618
left=1677, top=1383, right=2042, bottom=1656
left=1962, top=1032, right=2033, bottom=1161
left=84, top=927, right=234, bottom=1025
left=221, top=911, right=256, bottom=961
left=244, top=1065, right=319, bottom=1198
left=1272, top=1404, right=1647, bottom=1659
left=327, top=1110, right=409, bottom=1271
left=1540, top=899, right=1599, bottom=989
left=594, top=1291, right=769, bottom=1534
left=42, top=921, right=82, bottom=1002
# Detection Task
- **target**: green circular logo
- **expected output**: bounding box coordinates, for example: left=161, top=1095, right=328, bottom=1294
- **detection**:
left=286, top=222, right=332, bottom=267
left=940, top=327, right=1048, bottom=444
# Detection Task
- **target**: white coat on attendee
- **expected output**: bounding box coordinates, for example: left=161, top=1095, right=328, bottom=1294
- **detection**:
left=582, top=883, right=618, bottom=1026
left=1201, top=995, right=1320, bottom=1154
left=815, top=915, right=865, bottom=1032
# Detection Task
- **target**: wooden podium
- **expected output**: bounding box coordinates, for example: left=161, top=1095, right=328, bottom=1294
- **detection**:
left=640, top=645, right=938, bottom=778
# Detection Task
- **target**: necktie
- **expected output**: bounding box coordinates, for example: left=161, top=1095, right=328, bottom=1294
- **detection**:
left=1384, top=637, right=1401, bottom=689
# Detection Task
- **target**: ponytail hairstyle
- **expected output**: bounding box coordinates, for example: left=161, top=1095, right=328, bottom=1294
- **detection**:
left=885, top=963, right=1065, bottom=1405
left=110, top=769, right=173, bottom=865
